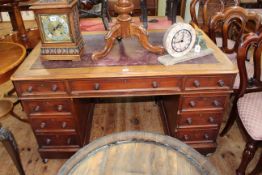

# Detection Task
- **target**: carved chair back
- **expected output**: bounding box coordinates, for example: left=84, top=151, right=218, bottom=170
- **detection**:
left=190, top=0, right=228, bottom=33
left=209, top=6, right=261, bottom=54
left=237, top=32, right=262, bottom=97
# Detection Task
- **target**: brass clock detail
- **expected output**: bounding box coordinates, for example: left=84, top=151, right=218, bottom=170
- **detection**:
left=31, top=0, right=83, bottom=61
left=40, top=14, right=71, bottom=42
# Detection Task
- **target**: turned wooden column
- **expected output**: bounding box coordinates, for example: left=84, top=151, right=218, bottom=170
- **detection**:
left=12, top=1, right=27, bottom=42
left=91, top=0, right=164, bottom=60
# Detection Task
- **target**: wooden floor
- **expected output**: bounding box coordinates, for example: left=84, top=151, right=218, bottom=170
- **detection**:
left=0, top=21, right=261, bottom=175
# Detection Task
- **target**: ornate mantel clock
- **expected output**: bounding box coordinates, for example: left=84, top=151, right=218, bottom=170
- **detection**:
left=31, top=0, right=84, bottom=61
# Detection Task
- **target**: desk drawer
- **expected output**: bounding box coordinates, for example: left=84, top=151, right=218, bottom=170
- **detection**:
left=37, top=134, right=80, bottom=147
left=177, top=112, right=222, bottom=128
left=22, top=99, right=72, bottom=115
left=31, top=117, right=76, bottom=132
left=69, top=77, right=181, bottom=95
left=14, top=81, right=67, bottom=97
left=180, top=95, right=227, bottom=112
left=184, top=76, right=234, bottom=91
left=176, top=128, right=218, bottom=142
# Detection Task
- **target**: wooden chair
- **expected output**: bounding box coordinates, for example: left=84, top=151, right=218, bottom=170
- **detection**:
left=79, top=0, right=112, bottom=30
left=208, top=6, right=261, bottom=91
left=220, top=32, right=262, bottom=175
left=240, top=0, right=262, bottom=8
left=190, top=0, right=226, bottom=33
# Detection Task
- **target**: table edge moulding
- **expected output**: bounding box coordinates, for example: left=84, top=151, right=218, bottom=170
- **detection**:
left=11, top=27, right=238, bottom=159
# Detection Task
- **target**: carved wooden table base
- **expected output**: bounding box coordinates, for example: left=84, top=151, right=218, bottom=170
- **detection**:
left=91, top=0, right=165, bottom=60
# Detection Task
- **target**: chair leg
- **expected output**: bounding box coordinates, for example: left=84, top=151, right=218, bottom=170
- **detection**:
left=249, top=152, right=262, bottom=175
left=166, top=0, right=172, bottom=20
left=0, top=124, right=25, bottom=175
left=236, top=141, right=258, bottom=175
left=101, top=0, right=109, bottom=30
left=4, top=87, right=16, bottom=97
left=10, top=110, right=29, bottom=123
left=220, top=101, right=237, bottom=136
left=140, top=0, right=148, bottom=29
left=171, top=0, right=178, bottom=24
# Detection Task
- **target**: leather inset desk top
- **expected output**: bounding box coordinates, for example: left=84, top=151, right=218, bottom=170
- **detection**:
left=31, top=32, right=218, bottom=70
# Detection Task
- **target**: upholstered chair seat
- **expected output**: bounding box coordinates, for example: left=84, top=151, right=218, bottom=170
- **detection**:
left=237, top=92, right=262, bottom=140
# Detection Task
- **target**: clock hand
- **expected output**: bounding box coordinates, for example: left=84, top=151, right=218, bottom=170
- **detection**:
left=51, top=23, right=63, bottom=35
left=174, top=40, right=183, bottom=44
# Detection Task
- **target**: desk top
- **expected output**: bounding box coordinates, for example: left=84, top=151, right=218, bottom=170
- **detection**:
left=11, top=28, right=237, bottom=81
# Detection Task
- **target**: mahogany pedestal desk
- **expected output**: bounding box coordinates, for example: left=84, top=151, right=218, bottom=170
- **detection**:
left=11, top=30, right=238, bottom=160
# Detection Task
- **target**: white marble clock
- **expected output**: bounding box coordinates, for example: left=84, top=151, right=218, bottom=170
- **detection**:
left=163, top=23, right=196, bottom=58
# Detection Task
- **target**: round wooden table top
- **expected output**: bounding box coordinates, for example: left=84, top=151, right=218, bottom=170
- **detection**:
left=0, top=42, right=26, bottom=84
left=58, top=131, right=218, bottom=175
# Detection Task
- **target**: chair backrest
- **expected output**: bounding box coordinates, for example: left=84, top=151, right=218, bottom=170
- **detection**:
left=190, top=0, right=227, bottom=32
left=209, top=6, right=261, bottom=54
left=236, top=32, right=262, bottom=97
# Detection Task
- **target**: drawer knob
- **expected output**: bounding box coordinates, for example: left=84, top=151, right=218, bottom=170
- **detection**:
left=183, top=135, right=189, bottom=141
left=67, top=138, right=71, bottom=145
left=27, top=86, right=33, bottom=93
left=46, top=138, right=51, bottom=145
left=209, top=117, right=215, bottom=123
left=186, top=118, right=192, bottom=125
left=193, top=80, right=200, bottom=87
left=61, top=122, right=67, bottom=128
left=94, top=83, right=100, bottom=90
left=57, top=105, right=63, bottom=112
left=204, top=133, right=209, bottom=140
left=51, top=84, right=58, bottom=92
left=213, top=100, right=220, bottom=107
left=189, top=101, right=196, bottom=107
left=34, top=105, right=40, bottom=112
left=40, top=122, right=46, bottom=128
left=152, top=81, right=158, bottom=88
left=217, top=80, right=225, bottom=87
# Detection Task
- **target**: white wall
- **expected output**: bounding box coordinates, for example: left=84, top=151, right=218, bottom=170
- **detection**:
left=1, top=11, right=35, bottom=21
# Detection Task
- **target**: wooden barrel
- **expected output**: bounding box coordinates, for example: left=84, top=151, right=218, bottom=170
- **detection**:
left=58, top=131, right=218, bottom=175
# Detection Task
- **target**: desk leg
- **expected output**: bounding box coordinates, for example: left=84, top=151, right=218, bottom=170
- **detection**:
left=158, top=95, right=179, bottom=136
left=83, top=102, right=95, bottom=145
left=0, top=124, right=25, bottom=175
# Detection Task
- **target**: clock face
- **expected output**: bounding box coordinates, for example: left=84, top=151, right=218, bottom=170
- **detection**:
left=40, top=14, right=72, bottom=42
left=163, top=23, right=196, bottom=58
left=171, top=29, right=192, bottom=52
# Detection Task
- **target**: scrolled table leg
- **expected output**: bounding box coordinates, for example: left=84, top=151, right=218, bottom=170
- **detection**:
left=0, top=124, right=25, bottom=175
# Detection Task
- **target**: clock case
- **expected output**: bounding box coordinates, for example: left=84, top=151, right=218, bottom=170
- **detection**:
left=31, top=0, right=84, bottom=61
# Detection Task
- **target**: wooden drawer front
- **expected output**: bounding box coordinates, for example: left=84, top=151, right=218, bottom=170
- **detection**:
left=181, top=95, right=227, bottom=112
left=176, top=128, right=218, bottom=142
left=15, top=81, right=67, bottom=97
left=31, top=117, right=75, bottom=132
left=177, top=112, right=222, bottom=128
left=37, top=134, right=80, bottom=147
left=184, top=76, right=234, bottom=91
left=23, top=100, right=72, bottom=115
left=69, top=77, right=181, bottom=95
